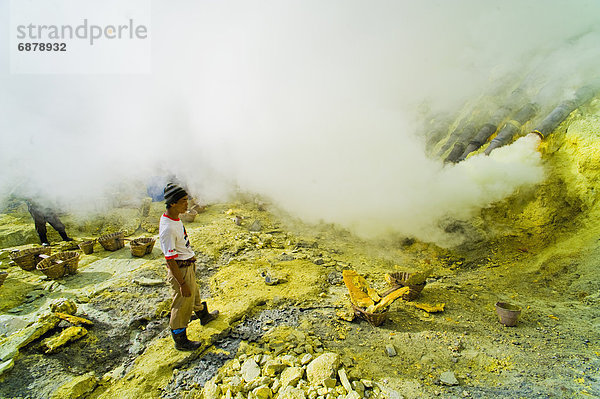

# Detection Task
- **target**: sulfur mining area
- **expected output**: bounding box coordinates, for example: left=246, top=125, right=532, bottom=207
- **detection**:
left=1, top=101, right=600, bottom=399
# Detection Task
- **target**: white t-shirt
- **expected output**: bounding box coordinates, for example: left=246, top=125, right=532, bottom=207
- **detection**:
left=159, top=213, right=195, bottom=260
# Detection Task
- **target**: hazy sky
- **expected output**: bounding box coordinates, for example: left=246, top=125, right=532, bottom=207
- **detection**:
left=1, top=1, right=599, bottom=245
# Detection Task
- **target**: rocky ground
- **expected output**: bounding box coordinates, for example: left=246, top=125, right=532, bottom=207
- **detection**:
left=1, top=100, right=600, bottom=399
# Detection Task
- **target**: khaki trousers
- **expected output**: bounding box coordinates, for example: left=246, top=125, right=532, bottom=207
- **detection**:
left=167, top=264, right=203, bottom=330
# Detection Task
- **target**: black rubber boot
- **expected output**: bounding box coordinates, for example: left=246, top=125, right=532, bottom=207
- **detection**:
left=59, top=231, right=74, bottom=242
left=171, top=329, right=202, bottom=351
left=195, top=301, right=219, bottom=325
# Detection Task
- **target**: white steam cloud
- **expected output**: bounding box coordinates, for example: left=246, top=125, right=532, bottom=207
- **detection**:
left=1, top=0, right=599, bottom=245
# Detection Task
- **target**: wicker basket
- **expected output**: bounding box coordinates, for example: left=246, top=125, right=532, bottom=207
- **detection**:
left=37, top=251, right=80, bottom=279
left=0, top=271, right=7, bottom=287
left=387, top=271, right=427, bottom=301
left=98, top=232, right=125, bottom=251
left=130, top=238, right=155, bottom=257
left=78, top=240, right=95, bottom=255
left=179, top=211, right=197, bottom=223
left=351, top=303, right=388, bottom=326
left=9, top=247, right=52, bottom=271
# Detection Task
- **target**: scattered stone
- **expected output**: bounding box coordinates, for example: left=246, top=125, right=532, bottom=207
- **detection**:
left=281, top=354, right=297, bottom=366
left=25, top=289, right=45, bottom=303
left=202, top=378, right=221, bottom=399
left=351, top=381, right=365, bottom=397
left=327, top=271, right=343, bottom=285
left=241, top=358, right=261, bottom=382
left=278, top=386, right=306, bottom=399
left=300, top=353, right=313, bottom=365
left=0, top=313, right=60, bottom=361
left=280, top=367, right=304, bottom=389
left=346, top=391, right=361, bottom=399
left=361, top=379, right=373, bottom=388
left=385, top=344, right=397, bottom=357
left=338, top=368, right=352, bottom=393
left=440, top=371, right=459, bottom=386
left=49, top=298, right=77, bottom=315
left=323, top=377, right=337, bottom=388
left=49, top=372, right=97, bottom=399
left=253, top=384, right=273, bottom=399
left=264, top=359, right=286, bottom=377
left=306, top=352, right=340, bottom=386
left=133, top=277, right=163, bottom=286
left=278, top=253, right=295, bottom=262
left=249, top=220, right=262, bottom=232
left=54, top=312, right=94, bottom=326
left=0, top=358, right=14, bottom=376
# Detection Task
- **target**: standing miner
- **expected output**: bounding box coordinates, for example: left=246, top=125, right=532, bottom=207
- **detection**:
left=26, top=199, right=73, bottom=246
left=159, top=183, right=219, bottom=351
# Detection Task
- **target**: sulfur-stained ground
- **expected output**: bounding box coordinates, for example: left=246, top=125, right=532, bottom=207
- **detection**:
left=1, top=100, right=600, bottom=398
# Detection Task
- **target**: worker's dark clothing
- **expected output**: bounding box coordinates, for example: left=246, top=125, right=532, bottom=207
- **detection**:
left=27, top=201, right=71, bottom=245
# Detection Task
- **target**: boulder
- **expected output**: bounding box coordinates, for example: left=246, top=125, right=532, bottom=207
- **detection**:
left=0, top=313, right=60, bottom=361
left=306, top=352, right=340, bottom=386
left=50, top=372, right=97, bottom=399
left=280, top=367, right=304, bottom=389
left=241, top=358, right=261, bottom=383
left=278, top=386, right=306, bottom=399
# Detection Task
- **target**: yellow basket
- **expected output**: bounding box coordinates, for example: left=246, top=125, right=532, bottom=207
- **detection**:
left=10, top=247, right=52, bottom=271
left=98, top=232, right=125, bottom=251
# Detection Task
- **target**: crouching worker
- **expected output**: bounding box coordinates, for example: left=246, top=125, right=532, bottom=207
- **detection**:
left=159, top=183, right=219, bottom=351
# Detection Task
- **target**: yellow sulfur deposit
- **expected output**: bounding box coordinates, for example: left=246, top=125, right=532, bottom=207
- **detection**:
left=342, top=270, right=375, bottom=307
left=53, top=312, right=94, bottom=326
left=370, top=286, right=410, bottom=313
left=412, top=302, right=445, bottom=313
left=44, top=326, right=88, bottom=354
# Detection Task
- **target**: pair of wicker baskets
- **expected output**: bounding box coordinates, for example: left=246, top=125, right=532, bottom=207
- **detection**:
left=98, top=232, right=125, bottom=251
left=129, top=238, right=156, bottom=257
left=36, top=251, right=80, bottom=279
left=9, top=247, right=52, bottom=271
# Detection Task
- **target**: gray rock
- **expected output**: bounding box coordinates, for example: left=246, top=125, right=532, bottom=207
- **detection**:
left=440, top=371, right=459, bottom=386
left=337, top=368, right=352, bottom=393
left=278, top=386, right=307, bottom=399
left=249, top=220, right=262, bottom=232
left=241, top=358, right=262, bottom=382
left=300, top=353, right=313, bottom=365
left=253, top=385, right=273, bottom=399
left=351, top=381, right=365, bottom=397
left=133, top=277, right=163, bottom=286
left=0, top=358, right=14, bottom=376
left=278, top=253, right=296, bottom=262
left=264, top=359, right=285, bottom=377
left=0, top=314, right=60, bottom=361
left=327, top=272, right=343, bottom=285
left=345, top=391, right=361, bottom=399
left=306, top=352, right=340, bottom=386
left=202, top=379, right=221, bottom=399
left=385, top=345, right=397, bottom=357
left=280, top=367, right=304, bottom=389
